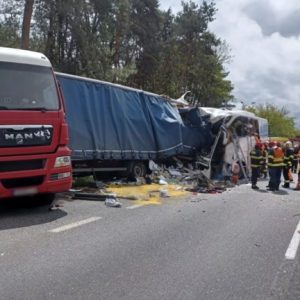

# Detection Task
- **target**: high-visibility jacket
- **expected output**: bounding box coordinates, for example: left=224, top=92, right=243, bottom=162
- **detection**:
left=250, top=149, right=264, bottom=168
left=269, top=147, right=284, bottom=167
left=293, top=148, right=299, bottom=161
left=284, top=147, right=294, bottom=168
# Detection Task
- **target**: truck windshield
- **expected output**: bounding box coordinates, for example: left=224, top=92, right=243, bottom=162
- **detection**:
left=0, top=62, right=59, bottom=110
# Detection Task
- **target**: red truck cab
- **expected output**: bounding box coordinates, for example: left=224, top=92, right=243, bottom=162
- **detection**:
left=0, top=47, right=72, bottom=201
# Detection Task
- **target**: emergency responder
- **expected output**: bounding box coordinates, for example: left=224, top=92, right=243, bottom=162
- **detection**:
left=250, top=143, right=264, bottom=189
left=283, top=141, right=294, bottom=188
left=294, top=148, right=300, bottom=190
left=261, top=142, right=268, bottom=179
left=269, top=142, right=284, bottom=191
left=267, top=141, right=275, bottom=190
left=292, top=145, right=299, bottom=173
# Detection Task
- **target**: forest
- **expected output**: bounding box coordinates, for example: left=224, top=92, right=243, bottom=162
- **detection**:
left=0, top=0, right=233, bottom=107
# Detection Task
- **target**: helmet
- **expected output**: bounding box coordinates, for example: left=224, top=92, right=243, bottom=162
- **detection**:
left=269, top=141, right=275, bottom=148
left=285, top=141, right=292, bottom=147
left=255, top=142, right=263, bottom=149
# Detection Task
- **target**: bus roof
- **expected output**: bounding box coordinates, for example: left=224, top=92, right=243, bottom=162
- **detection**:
left=0, top=47, right=51, bottom=67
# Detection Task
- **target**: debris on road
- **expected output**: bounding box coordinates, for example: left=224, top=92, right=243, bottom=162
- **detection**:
left=105, top=198, right=122, bottom=208
left=72, top=192, right=116, bottom=201
left=68, top=158, right=234, bottom=206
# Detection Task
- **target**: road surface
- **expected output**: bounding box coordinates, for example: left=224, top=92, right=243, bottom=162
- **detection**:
left=1, top=179, right=300, bottom=299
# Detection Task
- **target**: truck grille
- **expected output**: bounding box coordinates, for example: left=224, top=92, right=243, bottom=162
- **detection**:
left=0, top=159, right=45, bottom=172
left=0, top=125, right=53, bottom=147
left=1, top=176, right=44, bottom=189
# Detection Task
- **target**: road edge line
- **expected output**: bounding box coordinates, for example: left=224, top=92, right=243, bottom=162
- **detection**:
left=285, top=219, right=300, bottom=260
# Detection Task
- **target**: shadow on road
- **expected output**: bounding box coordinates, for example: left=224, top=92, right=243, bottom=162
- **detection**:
left=252, top=189, right=269, bottom=193
left=272, top=190, right=289, bottom=195
left=0, top=197, right=67, bottom=230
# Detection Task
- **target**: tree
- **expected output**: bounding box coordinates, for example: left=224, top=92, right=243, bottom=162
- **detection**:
left=126, top=0, right=161, bottom=90
left=246, top=104, right=298, bottom=138
left=21, top=0, right=34, bottom=49
left=151, top=1, right=233, bottom=104
left=0, top=0, right=22, bottom=47
left=1, top=0, right=233, bottom=105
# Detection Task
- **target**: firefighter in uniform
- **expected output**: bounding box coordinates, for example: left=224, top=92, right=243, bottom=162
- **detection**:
left=250, top=143, right=264, bottom=189
left=268, top=142, right=284, bottom=191
left=292, top=145, right=299, bottom=173
left=283, top=141, right=294, bottom=188
left=267, top=141, right=275, bottom=190
left=294, top=149, right=300, bottom=190
left=261, top=142, right=268, bottom=179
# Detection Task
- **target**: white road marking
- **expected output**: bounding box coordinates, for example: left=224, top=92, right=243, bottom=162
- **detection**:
left=49, top=217, right=102, bottom=233
left=126, top=204, right=145, bottom=210
left=285, top=220, right=300, bottom=260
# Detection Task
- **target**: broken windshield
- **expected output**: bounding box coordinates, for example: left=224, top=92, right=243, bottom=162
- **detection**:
left=0, top=62, right=59, bottom=110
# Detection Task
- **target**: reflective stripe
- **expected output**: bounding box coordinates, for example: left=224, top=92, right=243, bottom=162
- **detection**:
left=250, top=156, right=263, bottom=160
left=271, top=163, right=285, bottom=167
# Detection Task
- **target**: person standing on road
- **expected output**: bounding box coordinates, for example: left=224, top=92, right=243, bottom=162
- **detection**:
left=267, top=141, right=275, bottom=190
left=283, top=141, right=294, bottom=188
left=294, top=148, right=300, bottom=190
left=261, top=142, right=268, bottom=179
left=292, top=145, right=299, bottom=173
left=269, top=142, right=284, bottom=191
left=250, top=143, right=264, bottom=189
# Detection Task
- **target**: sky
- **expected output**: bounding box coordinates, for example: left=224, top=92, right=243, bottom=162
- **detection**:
left=159, top=0, right=300, bottom=127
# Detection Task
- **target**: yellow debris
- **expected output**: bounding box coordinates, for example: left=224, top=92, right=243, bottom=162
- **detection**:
left=106, top=183, right=189, bottom=206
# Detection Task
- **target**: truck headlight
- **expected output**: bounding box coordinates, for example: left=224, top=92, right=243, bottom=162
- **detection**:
left=54, top=156, right=71, bottom=168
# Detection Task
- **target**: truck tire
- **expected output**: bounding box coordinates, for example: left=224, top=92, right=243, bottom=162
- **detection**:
left=22, top=193, right=56, bottom=208
left=128, top=161, right=147, bottom=178
left=42, top=193, right=56, bottom=205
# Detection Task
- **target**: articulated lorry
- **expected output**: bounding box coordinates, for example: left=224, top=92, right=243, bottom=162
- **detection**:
left=56, top=73, right=213, bottom=179
left=57, top=72, right=268, bottom=182
left=0, top=48, right=72, bottom=201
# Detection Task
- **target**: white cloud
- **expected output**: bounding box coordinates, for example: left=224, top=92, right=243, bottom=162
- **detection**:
left=210, top=0, right=300, bottom=127
left=159, top=0, right=300, bottom=127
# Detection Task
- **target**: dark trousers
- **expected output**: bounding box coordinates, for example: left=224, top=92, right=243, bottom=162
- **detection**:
left=251, top=167, right=260, bottom=186
left=273, top=167, right=282, bottom=190
left=269, top=168, right=275, bottom=189
left=283, top=167, right=290, bottom=186
left=261, top=164, right=268, bottom=178
left=292, top=160, right=298, bottom=173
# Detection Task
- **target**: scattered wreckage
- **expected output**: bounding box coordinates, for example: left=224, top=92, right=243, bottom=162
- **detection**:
left=56, top=72, right=268, bottom=202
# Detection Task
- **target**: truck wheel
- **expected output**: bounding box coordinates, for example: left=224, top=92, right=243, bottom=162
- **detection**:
left=42, top=193, right=56, bottom=205
left=23, top=193, right=56, bottom=207
left=129, top=162, right=147, bottom=178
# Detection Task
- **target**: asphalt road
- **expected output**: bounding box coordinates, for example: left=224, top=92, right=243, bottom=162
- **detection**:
left=1, top=179, right=300, bottom=300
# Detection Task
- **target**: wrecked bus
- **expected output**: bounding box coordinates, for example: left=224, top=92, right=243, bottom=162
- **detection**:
left=197, top=108, right=268, bottom=181
left=0, top=47, right=72, bottom=201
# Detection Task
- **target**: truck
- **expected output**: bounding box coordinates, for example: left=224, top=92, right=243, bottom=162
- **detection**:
left=56, top=73, right=213, bottom=179
left=0, top=47, right=72, bottom=201
left=57, top=72, right=268, bottom=183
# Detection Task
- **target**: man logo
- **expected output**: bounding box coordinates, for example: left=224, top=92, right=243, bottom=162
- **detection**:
left=1, top=126, right=52, bottom=146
